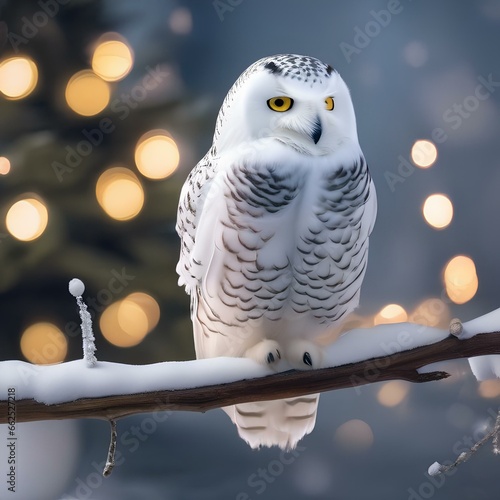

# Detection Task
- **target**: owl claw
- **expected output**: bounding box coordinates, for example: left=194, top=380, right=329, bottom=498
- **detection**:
left=284, top=340, right=323, bottom=370
left=245, top=340, right=282, bottom=368
left=266, top=349, right=281, bottom=364
left=303, top=352, right=312, bottom=367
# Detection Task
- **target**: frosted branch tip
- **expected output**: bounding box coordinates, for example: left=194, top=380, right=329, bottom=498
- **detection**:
left=69, top=278, right=85, bottom=297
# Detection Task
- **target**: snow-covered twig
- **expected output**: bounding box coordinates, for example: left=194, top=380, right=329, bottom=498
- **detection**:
left=69, top=278, right=97, bottom=367
left=103, top=419, right=117, bottom=477
left=428, top=410, right=500, bottom=476
left=491, top=411, right=500, bottom=455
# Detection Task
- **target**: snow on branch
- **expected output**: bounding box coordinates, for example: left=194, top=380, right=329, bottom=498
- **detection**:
left=1, top=308, right=500, bottom=424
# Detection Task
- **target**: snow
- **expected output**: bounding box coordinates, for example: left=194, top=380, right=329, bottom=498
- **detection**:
left=68, top=278, right=85, bottom=297
left=468, top=355, right=500, bottom=381
left=322, top=322, right=448, bottom=367
left=68, top=279, right=97, bottom=366
left=462, top=308, right=500, bottom=381
left=427, top=461, right=443, bottom=476
left=2, top=307, right=500, bottom=405
left=76, top=294, right=97, bottom=367
left=0, top=321, right=448, bottom=406
left=0, top=358, right=273, bottom=405
left=461, top=308, right=500, bottom=338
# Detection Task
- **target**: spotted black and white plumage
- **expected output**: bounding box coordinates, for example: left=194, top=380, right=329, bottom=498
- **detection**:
left=176, top=54, right=377, bottom=450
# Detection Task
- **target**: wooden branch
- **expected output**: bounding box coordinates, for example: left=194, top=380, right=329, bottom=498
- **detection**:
left=1, top=331, right=500, bottom=424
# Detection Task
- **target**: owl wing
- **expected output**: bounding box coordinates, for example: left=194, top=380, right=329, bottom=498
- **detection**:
left=176, top=149, right=235, bottom=358
left=176, top=149, right=219, bottom=294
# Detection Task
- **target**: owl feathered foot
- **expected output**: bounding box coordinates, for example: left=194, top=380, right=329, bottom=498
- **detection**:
left=245, top=339, right=282, bottom=368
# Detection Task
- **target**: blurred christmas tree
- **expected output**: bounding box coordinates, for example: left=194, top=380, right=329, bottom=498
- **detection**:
left=0, top=0, right=212, bottom=364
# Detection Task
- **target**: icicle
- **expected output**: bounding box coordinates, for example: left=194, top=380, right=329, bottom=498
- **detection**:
left=69, top=278, right=97, bottom=367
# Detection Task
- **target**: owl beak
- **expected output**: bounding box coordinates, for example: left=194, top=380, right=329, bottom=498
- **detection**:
left=311, top=117, right=322, bottom=144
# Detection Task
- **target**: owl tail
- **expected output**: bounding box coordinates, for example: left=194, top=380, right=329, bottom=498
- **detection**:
left=222, top=394, right=319, bottom=450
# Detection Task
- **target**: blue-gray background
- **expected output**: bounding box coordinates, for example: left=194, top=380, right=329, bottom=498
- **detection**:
left=1, top=0, right=500, bottom=499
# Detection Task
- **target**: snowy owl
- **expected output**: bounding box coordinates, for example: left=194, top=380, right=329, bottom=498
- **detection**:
left=176, top=54, right=377, bottom=450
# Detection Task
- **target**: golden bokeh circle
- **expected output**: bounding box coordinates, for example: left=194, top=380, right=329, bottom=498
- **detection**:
left=134, top=131, right=180, bottom=179
left=374, top=303, right=407, bottom=325
left=0, top=57, right=38, bottom=99
left=21, top=322, right=67, bottom=364
left=65, top=70, right=110, bottom=116
left=96, top=166, right=144, bottom=221
left=423, top=194, right=453, bottom=229
left=92, top=37, right=134, bottom=82
left=411, top=139, right=438, bottom=168
left=444, top=255, right=478, bottom=304
left=6, top=197, right=48, bottom=241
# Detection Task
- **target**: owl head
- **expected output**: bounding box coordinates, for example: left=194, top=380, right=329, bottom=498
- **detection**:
left=213, top=54, right=360, bottom=156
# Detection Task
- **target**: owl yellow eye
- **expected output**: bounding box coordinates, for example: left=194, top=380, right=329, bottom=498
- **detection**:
left=325, top=96, right=335, bottom=110
left=267, top=96, right=294, bottom=112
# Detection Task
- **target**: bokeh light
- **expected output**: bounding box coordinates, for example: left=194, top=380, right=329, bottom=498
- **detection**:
left=100, top=293, right=159, bottom=347
left=478, top=380, right=500, bottom=398
left=6, top=197, right=48, bottom=241
left=134, top=130, right=180, bottom=179
left=0, top=156, right=11, bottom=175
left=377, top=381, right=410, bottom=407
left=403, top=41, right=429, bottom=68
left=92, top=34, right=134, bottom=82
left=96, top=166, right=144, bottom=221
left=334, top=419, right=374, bottom=452
left=169, top=7, right=193, bottom=35
left=411, top=139, right=438, bottom=168
left=423, top=194, right=453, bottom=229
left=444, top=255, right=478, bottom=304
left=21, top=322, right=67, bottom=364
left=0, top=56, right=38, bottom=99
left=65, top=69, right=110, bottom=116
left=374, top=303, right=408, bottom=325
left=126, top=292, right=161, bottom=333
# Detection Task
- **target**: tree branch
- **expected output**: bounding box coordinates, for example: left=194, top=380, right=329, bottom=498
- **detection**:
left=1, top=331, right=500, bottom=424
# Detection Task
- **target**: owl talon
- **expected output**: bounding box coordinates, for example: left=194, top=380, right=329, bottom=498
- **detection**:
left=284, top=340, right=323, bottom=370
left=303, top=352, right=312, bottom=367
left=267, top=349, right=281, bottom=364
left=245, top=340, right=282, bottom=368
